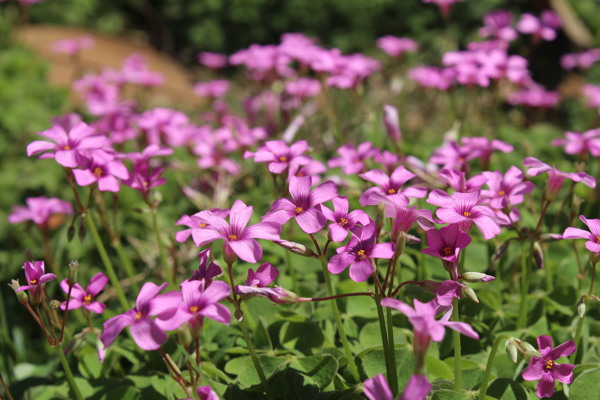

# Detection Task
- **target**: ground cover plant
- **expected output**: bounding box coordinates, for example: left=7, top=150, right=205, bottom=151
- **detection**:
left=3, top=0, right=600, bottom=399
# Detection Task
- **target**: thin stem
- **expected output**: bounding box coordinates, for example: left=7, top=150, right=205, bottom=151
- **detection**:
left=54, top=345, right=84, bottom=400
left=572, top=261, right=597, bottom=363
left=301, top=292, right=373, bottom=302
left=112, top=239, right=140, bottom=293
left=534, top=200, right=551, bottom=236
left=452, top=298, right=462, bottom=391
left=517, top=242, right=530, bottom=330
left=478, top=334, right=512, bottom=400
left=317, top=256, right=360, bottom=382
left=84, top=214, right=130, bottom=311
left=150, top=206, right=174, bottom=287
left=375, top=299, right=398, bottom=395
left=386, top=307, right=399, bottom=395
left=0, top=373, right=13, bottom=400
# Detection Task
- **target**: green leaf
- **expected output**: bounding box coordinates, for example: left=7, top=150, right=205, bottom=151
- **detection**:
left=426, top=355, right=454, bottom=380
left=288, top=354, right=338, bottom=390
left=486, top=378, right=528, bottom=400
left=431, top=389, right=475, bottom=400
left=359, top=347, right=414, bottom=388
left=279, top=321, right=325, bottom=353
left=224, top=355, right=288, bottom=387
left=570, top=368, right=600, bottom=400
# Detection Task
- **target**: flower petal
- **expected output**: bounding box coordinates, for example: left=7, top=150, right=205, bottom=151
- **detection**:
left=228, top=238, right=262, bottom=263
left=295, top=208, right=326, bottom=234
left=130, top=318, right=167, bottom=350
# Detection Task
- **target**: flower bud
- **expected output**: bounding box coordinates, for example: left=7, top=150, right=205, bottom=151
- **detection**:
left=274, top=240, right=315, bottom=257
left=68, top=260, right=79, bottom=286
left=462, top=286, right=479, bottom=303
left=532, top=241, right=544, bottom=269
left=539, top=233, right=563, bottom=242
left=571, top=195, right=583, bottom=219
left=516, top=339, right=540, bottom=362
left=505, top=338, right=519, bottom=363
left=49, top=299, right=61, bottom=309
left=177, top=325, right=193, bottom=346
left=151, top=190, right=163, bottom=206
left=493, top=239, right=512, bottom=261
left=271, top=286, right=301, bottom=304
left=9, top=279, right=28, bottom=304
left=235, top=309, right=244, bottom=322
left=577, top=298, right=587, bottom=318
left=460, top=272, right=495, bottom=283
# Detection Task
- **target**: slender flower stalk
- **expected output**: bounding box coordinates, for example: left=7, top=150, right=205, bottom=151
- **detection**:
left=150, top=206, right=174, bottom=287
left=452, top=298, right=462, bottom=390
left=478, top=334, right=513, bottom=400
left=55, top=345, right=84, bottom=400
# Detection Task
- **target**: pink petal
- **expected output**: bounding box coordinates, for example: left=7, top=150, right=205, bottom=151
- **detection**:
left=309, top=180, right=338, bottom=206
left=87, top=273, right=109, bottom=296
left=537, top=335, right=554, bottom=357
left=191, top=228, right=223, bottom=247
left=136, top=282, right=168, bottom=312
left=84, top=302, right=106, bottom=314
left=329, top=224, right=349, bottom=242
left=328, top=253, right=354, bottom=274
left=363, top=374, right=393, bottom=400
left=547, top=340, right=576, bottom=359
left=61, top=298, right=83, bottom=311
left=230, top=200, right=253, bottom=231
left=442, top=320, right=479, bottom=340
left=331, top=196, right=349, bottom=215
left=98, top=176, right=120, bottom=192
left=130, top=318, right=167, bottom=350
left=72, top=169, right=98, bottom=186
left=427, top=189, right=455, bottom=207
left=27, top=140, right=57, bottom=156
left=522, top=357, right=545, bottom=381
left=349, top=260, right=374, bottom=282
left=55, top=150, right=80, bottom=168
left=245, top=221, right=281, bottom=241
left=400, top=374, right=431, bottom=400
left=380, top=297, right=415, bottom=317
left=228, top=238, right=262, bottom=263
left=369, top=242, right=395, bottom=259
left=289, top=176, right=311, bottom=203
left=201, top=303, right=231, bottom=325
left=536, top=372, right=556, bottom=398
left=295, top=208, right=326, bottom=234
left=472, top=215, right=502, bottom=239
left=359, top=169, right=390, bottom=186
left=100, top=312, right=135, bottom=348
left=551, top=363, right=575, bottom=384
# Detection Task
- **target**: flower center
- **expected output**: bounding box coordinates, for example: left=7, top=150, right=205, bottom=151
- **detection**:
left=338, top=217, right=349, bottom=226
left=199, top=223, right=207, bottom=228
left=134, top=311, right=142, bottom=320
left=30, top=279, right=38, bottom=285
left=93, top=167, right=103, bottom=178
left=596, top=235, right=600, bottom=242
left=357, top=249, right=367, bottom=259
left=354, top=158, right=361, bottom=163
left=279, top=156, right=287, bottom=162
left=63, top=145, right=71, bottom=150
left=441, top=246, right=453, bottom=257
left=229, top=234, right=238, bottom=241
left=463, top=211, right=471, bottom=217
left=498, top=190, right=506, bottom=196
left=83, top=294, right=92, bottom=304
left=189, top=306, right=199, bottom=313
left=295, top=207, right=303, bottom=214
left=387, top=188, right=396, bottom=194
left=544, top=359, right=554, bottom=370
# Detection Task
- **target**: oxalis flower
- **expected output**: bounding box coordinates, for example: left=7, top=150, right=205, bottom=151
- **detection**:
left=522, top=335, right=576, bottom=398
left=15, top=260, right=56, bottom=301
left=191, top=200, right=281, bottom=263
left=263, top=176, right=338, bottom=234
left=60, top=272, right=108, bottom=314
left=563, top=215, right=600, bottom=254
left=328, top=223, right=395, bottom=282
left=321, top=196, right=371, bottom=242
left=359, top=165, right=427, bottom=206
left=427, top=189, right=506, bottom=239
left=363, top=373, right=431, bottom=400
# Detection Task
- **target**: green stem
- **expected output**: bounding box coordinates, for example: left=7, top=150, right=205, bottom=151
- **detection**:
left=238, top=315, right=273, bottom=399
left=150, top=207, right=174, bottom=287
left=452, top=298, right=462, bottom=391
left=386, top=307, right=399, bottom=395
left=572, top=261, right=597, bottom=363
left=284, top=241, right=298, bottom=293
left=318, top=257, right=360, bottom=382
left=112, top=239, right=140, bottom=293
left=516, top=242, right=530, bottom=330
left=478, top=334, right=511, bottom=400
left=375, top=300, right=398, bottom=395
left=84, top=214, right=130, bottom=311
left=54, top=345, right=84, bottom=400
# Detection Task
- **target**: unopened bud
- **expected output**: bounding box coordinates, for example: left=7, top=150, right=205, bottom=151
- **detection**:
left=67, top=225, right=76, bottom=242
left=78, top=223, right=87, bottom=241
left=539, top=233, right=563, bottom=242
left=9, top=279, right=28, bottom=304
left=235, top=309, right=244, bottom=322
left=577, top=298, right=587, bottom=318
left=532, top=241, right=544, bottom=269
left=493, top=240, right=511, bottom=261
left=151, top=190, right=163, bottom=206
left=275, top=240, right=315, bottom=257
left=571, top=195, right=583, bottom=218
left=460, top=272, right=495, bottom=283
left=462, top=286, right=479, bottom=303
left=177, top=325, right=193, bottom=346
left=49, top=299, right=61, bottom=309
left=516, top=339, right=539, bottom=362
left=405, top=234, right=421, bottom=244
left=272, top=286, right=301, bottom=304
left=68, top=260, right=79, bottom=286
left=505, top=338, right=519, bottom=363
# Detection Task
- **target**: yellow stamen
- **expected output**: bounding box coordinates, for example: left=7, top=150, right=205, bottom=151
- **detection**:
left=295, top=207, right=303, bottom=214
left=93, top=167, right=103, bottom=178
left=498, top=190, right=506, bottom=196
left=544, top=360, right=554, bottom=370
left=63, top=145, right=71, bottom=150
left=199, top=223, right=207, bottom=228
left=134, top=311, right=142, bottom=320
left=357, top=249, right=366, bottom=259
left=339, top=217, right=349, bottom=226
left=388, top=188, right=396, bottom=194
left=30, top=279, right=38, bottom=285
left=189, top=306, right=199, bottom=313
left=84, top=294, right=92, bottom=304
left=279, top=156, right=287, bottom=162
left=463, top=211, right=471, bottom=217
left=229, top=234, right=237, bottom=240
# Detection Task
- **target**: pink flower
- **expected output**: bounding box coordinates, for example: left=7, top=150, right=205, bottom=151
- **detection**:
left=376, top=36, right=418, bottom=58
left=478, top=10, right=517, bottom=42
left=328, top=142, right=379, bottom=175
left=359, top=165, right=427, bottom=206
left=175, top=208, right=230, bottom=245
left=481, top=166, right=535, bottom=209
left=551, top=129, right=600, bottom=157
left=263, top=176, right=338, bottom=234
left=155, top=280, right=231, bottom=332
left=507, top=83, right=560, bottom=108
left=51, top=36, right=94, bottom=56
left=422, top=223, right=472, bottom=263
left=409, top=66, right=455, bottom=90
left=121, top=54, right=163, bottom=87
left=328, top=223, right=395, bottom=282
left=190, top=200, right=281, bottom=263
left=383, top=104, right=402, bottom=144
left=321, top=196, right=371, bottom=242
left=27, top=122, right=109, bottom=168
left=363, top=373, right=432, bottom=400
left=234, top=263, right=297, bottom=303
left=438, top=169, right=486, bottom=192
left=137, top=108, right=190, bottom=147
left=244, top=140, right=311, bottom=174
left=524, top=157, right=596, bottom=199
left=563, top=215, right=600, bottom=253
left=517, top=11, right=561, bottom=41
left=198, top=52, right=228, bottom=69
left=100, top=282, right=172, bottom=351
left=189, top=249, right=223, bottom=285
left=72, top=154, right=130, bottom=192
left=427, top=190, right=505, bottom=239
left=194, top=80, right=230, bottom=98
left=522, top=335, right=576, bottom=398
left=8, top=196, right=72, bottom=229
left=15, top=261, right=57, bottom=300
left=284, top=78, right=321, bottom=99
left=60, top=272, right=108, bottom=314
